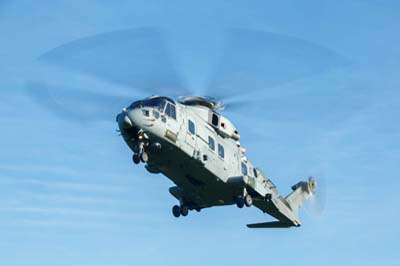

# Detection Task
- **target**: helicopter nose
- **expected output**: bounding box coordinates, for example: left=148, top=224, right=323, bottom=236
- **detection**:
left=117, top=111, right=133, bottom=129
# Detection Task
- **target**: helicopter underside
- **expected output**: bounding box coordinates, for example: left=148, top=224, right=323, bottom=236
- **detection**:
left=122, top=128, right=241, bottom=211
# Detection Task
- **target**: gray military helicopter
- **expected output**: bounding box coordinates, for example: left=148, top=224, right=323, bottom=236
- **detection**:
left=27, top=27, right=339, bottom=227
left=116, top=95, right=317, bottom=227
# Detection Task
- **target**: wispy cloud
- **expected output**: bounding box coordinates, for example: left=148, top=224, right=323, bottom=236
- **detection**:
left=26, top=193, right=129, bottom=205
left=0, top=176, right=127, bottom=193
left=0, top=163, right=78, bottom=176
left=0, top=206, right=132, bottom=218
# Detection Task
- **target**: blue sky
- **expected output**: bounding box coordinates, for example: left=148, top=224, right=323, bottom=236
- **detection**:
left=1, top=1, right=399, bottom=265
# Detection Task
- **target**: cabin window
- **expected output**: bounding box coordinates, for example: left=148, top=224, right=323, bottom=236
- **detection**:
left=165, top=103, right=176, bottom=120
left=218, top=144, right=224, bottom=158
left=208, top=136, right=215, bottom=151
left=212, top=113, right=219, bottom=127
left=253, top=168, right=258, bottom=178
left=241, top=162, right=248, bottom=176
left=188, top=120, right=195, bottom=135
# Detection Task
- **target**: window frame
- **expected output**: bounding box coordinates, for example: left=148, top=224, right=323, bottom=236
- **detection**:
left=165, top=103, right=177, bottom=120
left=253, top=168, right=258, bottom=178
left=241, top=162, right=248, bottom=176
left=211, top=113, right=219, bottom=127
left=208, top=136, right=215, bottom=151
left=188, top=119, right=196, bottom=135
left=217, top=143, right=224, bottom=159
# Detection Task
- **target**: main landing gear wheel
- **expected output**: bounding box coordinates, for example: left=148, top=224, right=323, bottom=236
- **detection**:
left=244, top=194, right=253, bottom=207
left=180, top=205, right=189, bottom=216
left=132, top=154, right=140, bottom=164
left=236, top=196, right=245, bottom=208
left=140, top=151, right=148, bottom=163
left=172, top=205, right=181, bottom=218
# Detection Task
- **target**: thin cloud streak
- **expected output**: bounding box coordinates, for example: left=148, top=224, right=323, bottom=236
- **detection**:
left=0, top=206, right=133, bottom=218
left=0, top=177, right=128, bottom=193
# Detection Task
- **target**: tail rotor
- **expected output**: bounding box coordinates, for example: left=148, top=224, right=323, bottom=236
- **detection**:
left=305, top=175, right=327, bottom=218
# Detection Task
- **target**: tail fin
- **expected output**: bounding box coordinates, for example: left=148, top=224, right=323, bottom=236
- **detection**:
left=285, top=177, right=316, bottom=217
left=246, top=177, right=317, bottom=228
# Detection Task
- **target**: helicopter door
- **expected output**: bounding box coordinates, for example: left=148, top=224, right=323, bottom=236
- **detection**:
left=185, top=117, right=197, bottom=150
left=165, top=103, right=179, bottom=134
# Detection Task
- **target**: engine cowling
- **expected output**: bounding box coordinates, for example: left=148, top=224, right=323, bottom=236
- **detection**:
left=208, top=111, right=240, bottom=140
left=218, top=116, right=240, bottom=140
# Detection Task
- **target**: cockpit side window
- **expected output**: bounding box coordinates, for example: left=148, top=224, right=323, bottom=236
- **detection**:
left=165, top=103, right=177, bottom=120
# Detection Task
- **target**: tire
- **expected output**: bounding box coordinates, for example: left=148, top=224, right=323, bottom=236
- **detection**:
left=172, top=205, right=181, bottom=218
left=236, top=197, right=245, bottom=208
left=244, top=194, right=253, bottom=207
left=132, top=154, right=140, bottom=164
left=180, top=205, right=189, bottom=216
left=140, top=152, right=148, bottom=163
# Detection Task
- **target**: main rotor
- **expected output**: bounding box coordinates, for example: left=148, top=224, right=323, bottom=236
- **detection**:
left=178, top=96, right=224, bottom=111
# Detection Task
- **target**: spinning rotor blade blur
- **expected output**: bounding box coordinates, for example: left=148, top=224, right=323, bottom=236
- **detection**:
left=205, top=28, right=349, bottom=100
left=26, top=82, right=132, bottom=122
left=27, top=27, right=350, bottom=122
left=27, top=27, right=189, bottom=122
left=39, top=27, right=188, bottom=95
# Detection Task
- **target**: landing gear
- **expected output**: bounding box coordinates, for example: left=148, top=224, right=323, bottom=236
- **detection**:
left=140, top=151, right=148, bottom=163
left=132, top=151, right=148, bottom=164
left=235, top=196, right=245, bottom=208
left=172, top=205, right=181, bottom=218
left=244, top=194, right=253, bottom=207
left=132, top=131, right=150, bottom=165
left=172, top=204, right=192, bottom=218
left=132, top=145, right=149, bottom=164
left=235, top=193, right=253, bottom=208
left=132, top=153, right=141, bottom=164
left=180, top=205, right=189, bottom=216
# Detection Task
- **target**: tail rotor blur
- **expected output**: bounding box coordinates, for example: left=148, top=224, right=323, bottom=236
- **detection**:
left=305, top=175, right=327, bottom=218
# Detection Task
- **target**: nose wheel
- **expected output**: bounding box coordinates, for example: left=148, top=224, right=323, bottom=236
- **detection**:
left=140, top=151, right=148, bottom=163
left=132, top=151, right=149, bottom=164
left=132, top=135, right=149, bottom=164
left=132, top=153, right=141, bottom=164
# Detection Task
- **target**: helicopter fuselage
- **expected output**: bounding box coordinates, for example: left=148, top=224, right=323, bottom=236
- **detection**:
left=116, top=96, right=314, bottom=227
left=116, top=96, right=256, bottom=210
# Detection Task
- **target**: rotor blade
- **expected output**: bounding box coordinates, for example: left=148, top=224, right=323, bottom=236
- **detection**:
left=38, top=27, right=189, bottom=97
left=205, top=28, right=349, bottom=99
left=26, top=82, right=133, bottom=122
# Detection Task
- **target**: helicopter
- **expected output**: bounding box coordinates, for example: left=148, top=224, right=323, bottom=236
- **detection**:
left=116, top=95, right=317, bottom=227
left=27, top=27, right=339, bottom=227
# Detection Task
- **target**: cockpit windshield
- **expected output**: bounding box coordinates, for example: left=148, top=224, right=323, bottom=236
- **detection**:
left=142, top=97, right=166, bottom=111
left=129, top=97, right=174, bottom=112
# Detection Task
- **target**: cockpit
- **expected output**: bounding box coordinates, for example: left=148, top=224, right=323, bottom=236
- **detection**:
left=129, top=96, right=177, bottom=119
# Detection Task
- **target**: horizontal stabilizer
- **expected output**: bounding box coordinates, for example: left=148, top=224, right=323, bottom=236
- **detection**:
left=246, top=221, right=294, bottom=228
